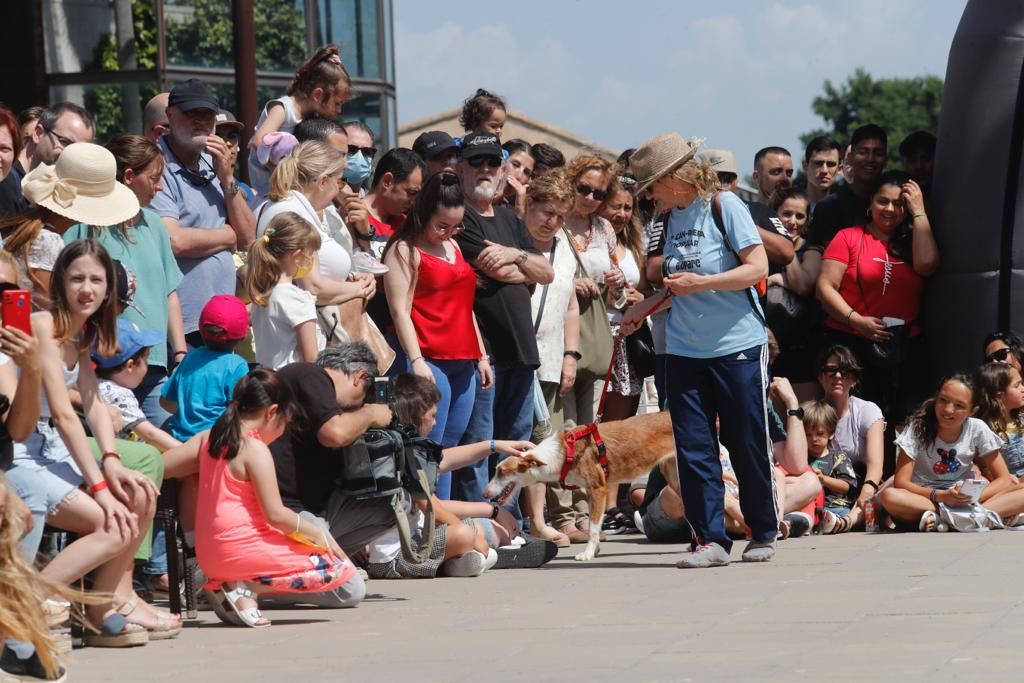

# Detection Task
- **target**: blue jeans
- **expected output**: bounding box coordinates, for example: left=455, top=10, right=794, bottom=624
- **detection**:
left=134, top=365, right=171, bottom=429
left=451, top=361, right=534, bottom=504
left=665, top=344, right=778, bottom=551
left=419, top=358, right=477, bottom=500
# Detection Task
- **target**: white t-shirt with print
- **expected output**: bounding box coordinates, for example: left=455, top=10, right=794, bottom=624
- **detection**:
left=895, top=416, right=1003, bottom=488
left=251, top=283, right=325, bottom=370
left=98, top=379, right=147, bottom=437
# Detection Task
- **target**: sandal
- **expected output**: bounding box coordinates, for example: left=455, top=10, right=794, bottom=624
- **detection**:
left=919, top=510, right=948, bottom=532
left=534, top=525, right=570, bottom=548
left=820, top=510, right=853, bottom=534
left=83, top=612, right=149, bottom=648
left=213, top=585, right=270, bottom=628
left=42, top=598, right=70, bottom=628
left=117, top=595, right=182, bottom=640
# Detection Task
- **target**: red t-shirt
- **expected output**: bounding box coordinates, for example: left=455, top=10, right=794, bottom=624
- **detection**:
left=411, top=247, right=479, bottom=360
left=822, top=226, right=923, bottom=336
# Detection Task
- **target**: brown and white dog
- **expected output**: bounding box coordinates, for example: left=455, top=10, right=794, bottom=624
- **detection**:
left=483, top=411, right=676, bottom=561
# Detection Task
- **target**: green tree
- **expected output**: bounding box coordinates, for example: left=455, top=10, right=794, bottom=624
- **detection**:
left=801, top=68, right=943, bottom=166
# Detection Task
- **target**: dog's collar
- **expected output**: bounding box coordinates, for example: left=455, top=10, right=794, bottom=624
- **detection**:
left=560, top=423, right=608, bottom=490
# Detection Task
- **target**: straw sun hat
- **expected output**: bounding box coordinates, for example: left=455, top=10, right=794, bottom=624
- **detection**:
left=630, top=132, right=700, bottom=193
left=22, top=142, right=140, bottom=226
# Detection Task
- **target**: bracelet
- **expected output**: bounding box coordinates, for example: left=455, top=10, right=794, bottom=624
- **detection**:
left=173, top=350, right=187, bottom=358
left=846, top=309, right=856, bottom=325
left=101, top=451, right=121, bottom=461
left=929, top=488, right=938, bottom=504
left=88, top=480, right=108, bottom=496
left=864, top=480, right=880, bottom=493
left=478, top=356, right=490, bottom=364
left=294, top=512, right=301, bottom=534
left=408, top=356, right=423, bottom=366
left=490, top=439, right=496, bottom=453
left=490, top=502, right=501, bottom=520
left=912, top=212, right=927, bottom=219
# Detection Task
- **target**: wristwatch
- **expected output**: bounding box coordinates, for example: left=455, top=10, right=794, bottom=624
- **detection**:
left=786, top=407, right=805, bottom=419
left=515, top=250, right=529, bottom=266
left=490, top=502, right=501, bottom=519
left=354, top=225, right=376, bottom=240
left=225, top=179, right=240, bottom=197
left=564, top=350, right=582, bottom=361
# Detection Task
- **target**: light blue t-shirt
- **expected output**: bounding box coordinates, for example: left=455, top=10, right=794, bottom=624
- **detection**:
left=161, top=347, right=249, bottom=441
left=150, top=136, right=235, bottom=334
left=65, top=209, right=184, bottom=368
left=663, top=192, right=767, bottom=359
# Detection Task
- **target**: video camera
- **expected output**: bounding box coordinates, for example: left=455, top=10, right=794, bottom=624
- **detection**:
left=368, top=376, right=393, bottom=406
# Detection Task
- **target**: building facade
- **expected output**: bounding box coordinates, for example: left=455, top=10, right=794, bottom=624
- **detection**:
left=3, top=0, right=396, bottom=151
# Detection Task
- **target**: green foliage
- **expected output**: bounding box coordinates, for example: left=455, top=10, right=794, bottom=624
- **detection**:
left=801, top=68, right=943, bottom=165
left=164, top=0, right=307, bottom=75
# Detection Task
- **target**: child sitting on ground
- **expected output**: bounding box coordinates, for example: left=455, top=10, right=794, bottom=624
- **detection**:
left=93, top=319, right=180, bottom=452
left=878, top=374, right=1023, bottom=531
left=975, top=362, right=1024, bottom=480
left=801, top=400, right=858, bottom=534
left=161, top=295, right=251, bottom=443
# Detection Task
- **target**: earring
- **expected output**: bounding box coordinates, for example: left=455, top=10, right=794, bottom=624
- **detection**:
left=866, top=208, right=872, bottom=218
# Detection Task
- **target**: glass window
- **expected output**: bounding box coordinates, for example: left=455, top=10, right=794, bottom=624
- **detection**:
left=43, top=0, right=159, bottom=75
left=341, top=92, right=382, bottom=146
left=317, top=0, right=380, bottom=80
left=164, top=0, right=307, bottom=72
left=49, top=81, right=160, bottom=143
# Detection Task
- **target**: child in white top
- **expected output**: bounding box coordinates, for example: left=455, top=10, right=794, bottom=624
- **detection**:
left=880, top=374, right=1023, bottom=531
left=246, top=212, right=325, bottom=370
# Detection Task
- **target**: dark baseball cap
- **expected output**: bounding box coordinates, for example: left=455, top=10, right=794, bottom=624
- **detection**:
left=459, top=132, right=502, bottom=161
left=168, top=78, right=219, bottom=113
left=413, top=131, right=456, bottom=159
left=215, top=109, right=244, bottom=133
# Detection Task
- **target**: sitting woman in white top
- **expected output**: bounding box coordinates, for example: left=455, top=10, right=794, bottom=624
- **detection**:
left=246, top=213, right=325, bottom=370
left=256, top=140, right=376, bottom=310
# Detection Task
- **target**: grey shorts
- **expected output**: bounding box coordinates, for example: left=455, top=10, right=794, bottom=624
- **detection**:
left=641, top=495, right=691, bottom=544
left=324, top=489, right=401, bottom=554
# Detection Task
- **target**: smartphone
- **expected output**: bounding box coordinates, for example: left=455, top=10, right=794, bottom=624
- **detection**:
left=1, top=289, right=31, bottom=335
left=959, top=478, right=986, bottom=503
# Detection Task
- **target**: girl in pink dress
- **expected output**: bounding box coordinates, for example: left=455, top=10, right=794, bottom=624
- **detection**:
left=193, top=369, right=355, bottom=628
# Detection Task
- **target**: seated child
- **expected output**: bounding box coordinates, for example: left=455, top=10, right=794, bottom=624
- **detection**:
left=93, top=319, right=180, bottom=452
left=879, top=374, right=1022, bottom=531
left=801, top=400, right=858, bottom=534
left=192, top=369, right=357, bottom=628
left=161, top=295, right=251, bottom=442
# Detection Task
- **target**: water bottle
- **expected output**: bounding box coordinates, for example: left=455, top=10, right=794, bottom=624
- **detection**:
left=864, top=497, right=879, bottom=533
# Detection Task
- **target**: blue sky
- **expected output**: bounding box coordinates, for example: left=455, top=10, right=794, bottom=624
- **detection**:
left=393, top=0, right=966, bottom=173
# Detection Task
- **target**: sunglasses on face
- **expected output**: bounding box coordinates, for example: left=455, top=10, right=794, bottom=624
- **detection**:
left=820, top=365, right=854, bottom=378
left=467, top=157, right=502, bottom=168
left=348, top=145, right=377, bottom=159
left=577, top=183, right=608, bottom=201
left=987, top=347, right=1013, bottom=363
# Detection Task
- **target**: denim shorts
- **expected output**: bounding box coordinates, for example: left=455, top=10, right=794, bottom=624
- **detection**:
left=6, top=421, right=84, bottom=516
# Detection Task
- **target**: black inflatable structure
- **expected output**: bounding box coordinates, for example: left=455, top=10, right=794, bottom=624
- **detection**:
left=926, top=1, right=1024, bottom=377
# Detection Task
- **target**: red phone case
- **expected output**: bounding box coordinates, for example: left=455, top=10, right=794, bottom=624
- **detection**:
left=2, top=290, right=32, bottom=335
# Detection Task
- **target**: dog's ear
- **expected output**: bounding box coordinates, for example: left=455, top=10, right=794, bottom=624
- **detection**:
left=516, top=454, right=545, bottom=472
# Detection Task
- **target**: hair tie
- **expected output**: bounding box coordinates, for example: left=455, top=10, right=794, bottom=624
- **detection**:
left=263, top=227, right=275, bottom=243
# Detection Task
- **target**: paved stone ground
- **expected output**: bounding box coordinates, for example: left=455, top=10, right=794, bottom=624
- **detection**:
left=71, top=530, right=1024, bottom=682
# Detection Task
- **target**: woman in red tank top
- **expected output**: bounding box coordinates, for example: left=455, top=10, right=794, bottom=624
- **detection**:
left=383, top=172, right=492, bottom=499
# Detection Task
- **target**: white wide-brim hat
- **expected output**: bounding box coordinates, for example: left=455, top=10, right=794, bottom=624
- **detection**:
left=631, top=133, right=700, bottom=193
left=22, top=142, right=140, bottom=226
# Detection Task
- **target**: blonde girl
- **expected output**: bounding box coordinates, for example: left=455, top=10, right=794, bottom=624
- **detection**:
left=249, top=45, right=353, bottom=195
left=246, top=212, right=324, bottom=369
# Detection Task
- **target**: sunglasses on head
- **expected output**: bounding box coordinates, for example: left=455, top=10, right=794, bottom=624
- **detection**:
left=577, top=183, right=608, bottom=201
left=348, top=145, right=377, bottom=159
left=987, top=347, right=1013, bottom=363
left=467, top=156, right=502, bottom=168
left=0, top=282, right=20, bottom=294
left=819, top=364, right=854, bottom=378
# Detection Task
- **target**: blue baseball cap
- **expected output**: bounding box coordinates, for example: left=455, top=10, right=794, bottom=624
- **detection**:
left=92, top=319, right=164, bottom=369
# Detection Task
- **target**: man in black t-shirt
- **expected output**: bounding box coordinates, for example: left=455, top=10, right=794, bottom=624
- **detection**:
left=270, top=344, right=394, bottom=553
left=803, top=124, right=888, bottom=283
left=748, top=146, right=796, bottom=267
left=452, top=132, right=554, bottom=503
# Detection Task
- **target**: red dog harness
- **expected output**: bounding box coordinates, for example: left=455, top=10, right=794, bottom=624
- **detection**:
left=559, top=423, right=608, bottom=490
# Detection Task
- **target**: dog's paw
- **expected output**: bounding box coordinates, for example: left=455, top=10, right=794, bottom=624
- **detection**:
left=574, top=544, right=599, bottom=561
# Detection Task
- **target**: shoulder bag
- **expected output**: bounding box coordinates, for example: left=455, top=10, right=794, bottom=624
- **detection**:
left=855, top=228, right=908, bottom=369
left=563, top=225, right=614, bottom=383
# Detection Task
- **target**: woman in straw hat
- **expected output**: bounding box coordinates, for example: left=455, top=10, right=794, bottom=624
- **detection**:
left=0, top=142, right=140, bottom=304
left=622, top=133, right=778, bottom=568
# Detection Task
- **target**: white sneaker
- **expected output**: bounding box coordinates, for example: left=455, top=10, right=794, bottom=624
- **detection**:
left=633, top=510, right=645, bottom=536
left=350, top=251, right=389, bottom=275
left=483, top=548, right=498, bottom=571
left=443, top=550, right=486, bottom=577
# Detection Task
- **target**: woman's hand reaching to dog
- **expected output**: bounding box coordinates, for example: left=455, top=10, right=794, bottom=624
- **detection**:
left=493, top=440, right=535, bottom=458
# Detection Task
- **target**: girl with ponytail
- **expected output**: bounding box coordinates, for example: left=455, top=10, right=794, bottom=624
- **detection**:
left=245, top=212, right=324, bottom=369
left=192, top=368, right=358, bottom=628
left=249, top=45, right=352, bottom=195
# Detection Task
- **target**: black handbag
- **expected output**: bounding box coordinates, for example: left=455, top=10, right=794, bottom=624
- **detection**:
left=624, top=321, right=656, bottom=379
left=855, top=229, right=909, bottom=369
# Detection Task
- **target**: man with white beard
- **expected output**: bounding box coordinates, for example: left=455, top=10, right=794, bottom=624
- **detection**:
left=151, top=78, right=256, bottom=349
left=452, top=132, right=554, bottom=504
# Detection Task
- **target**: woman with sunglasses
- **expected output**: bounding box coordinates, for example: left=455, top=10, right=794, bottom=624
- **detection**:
left=382, top=172, right=492, bottom=500
left=621, top=133, right=776, bottom=568
left=982, top=331, right=1024, bottom=371
left=816, top=344, right=885, bottom=530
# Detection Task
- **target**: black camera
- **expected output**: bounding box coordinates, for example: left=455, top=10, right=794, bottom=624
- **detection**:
left=369, top=376, right=393, bottom=405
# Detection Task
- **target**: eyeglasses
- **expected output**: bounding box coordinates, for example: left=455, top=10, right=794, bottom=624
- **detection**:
left=467, top=157, right=502, bottom=168
left=44, top=127, right=75, bottom=149
left=987, top=347, right=1013, bottom=363
left=348, top=145, right=377, bottom=159
left=577, top=183, right=608, bottom=201
left=819, top=365, right=854, bottom=378
left=433, top=223, right=464, bottom=236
